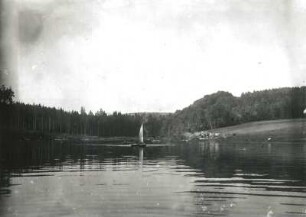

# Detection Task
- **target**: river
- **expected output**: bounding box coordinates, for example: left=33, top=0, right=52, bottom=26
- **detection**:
left=0, top=138, right=306, bottom=216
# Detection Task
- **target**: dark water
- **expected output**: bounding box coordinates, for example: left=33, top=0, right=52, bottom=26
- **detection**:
left=0, top=138, right=306, bottom=217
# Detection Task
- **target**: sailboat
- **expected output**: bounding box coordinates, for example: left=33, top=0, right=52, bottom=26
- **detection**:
left=131, top=123, right=146, bottom=147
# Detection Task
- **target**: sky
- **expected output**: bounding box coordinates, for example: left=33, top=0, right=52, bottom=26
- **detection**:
left=1, top=0, right=306, bottom=113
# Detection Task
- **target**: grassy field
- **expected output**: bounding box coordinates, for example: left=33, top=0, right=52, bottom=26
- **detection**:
left=208, top=118, right=306, bottom=142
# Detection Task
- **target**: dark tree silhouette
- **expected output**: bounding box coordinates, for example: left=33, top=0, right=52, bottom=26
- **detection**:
left=0, top=85, right=305, bottom=138
left=162, top=87, right=306, bottom=135
left=0, top=85, right=14, bottom=104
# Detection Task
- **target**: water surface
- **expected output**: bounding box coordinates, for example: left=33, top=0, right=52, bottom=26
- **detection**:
left=0, top=138, right=306, bottom=216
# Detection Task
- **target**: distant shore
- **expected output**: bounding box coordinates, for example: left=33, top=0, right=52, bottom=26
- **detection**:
left=185, top=118, right=306, bottom=142
left=1, top=118, right=305, bottom=145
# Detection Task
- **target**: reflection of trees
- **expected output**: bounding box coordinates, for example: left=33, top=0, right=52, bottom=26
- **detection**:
left=173, top=141, right=306, bottom=216
left=0, top=168, right=11, bottom=217
left=198, top=140, right=220, bottom=161
left=0, top=137, right=139, bottom=191
left=173, top=141, right=306, bottom=183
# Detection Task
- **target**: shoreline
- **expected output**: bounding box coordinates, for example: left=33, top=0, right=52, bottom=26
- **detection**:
left=184, top=118, right=306, bottom=143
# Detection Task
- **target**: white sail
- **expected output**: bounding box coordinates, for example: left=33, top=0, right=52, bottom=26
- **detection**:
left=139, top=124, right=144, bottom=143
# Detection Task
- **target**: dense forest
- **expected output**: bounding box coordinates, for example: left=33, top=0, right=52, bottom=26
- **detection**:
left=163, top=87, right=306, bottom=136
left=0, top=85, right=163, bottom=138
left=0, top=85, right=305, bottom=138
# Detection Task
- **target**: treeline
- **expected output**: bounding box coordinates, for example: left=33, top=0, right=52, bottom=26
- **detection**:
left=0, top=85, right=163, bottom=137
left=162, top=87, right=306, bottom=136
left=1, top=85, right=306, bottom=138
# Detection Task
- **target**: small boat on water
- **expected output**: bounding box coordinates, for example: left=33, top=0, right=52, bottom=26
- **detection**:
left=131, top=123, right=146, bottom=147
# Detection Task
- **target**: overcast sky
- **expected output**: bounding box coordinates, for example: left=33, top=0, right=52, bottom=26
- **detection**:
left=1, top=0, right=306, bottom=113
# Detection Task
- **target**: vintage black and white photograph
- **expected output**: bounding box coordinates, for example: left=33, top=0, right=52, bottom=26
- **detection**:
left=1, top=0, right=306, bottom=216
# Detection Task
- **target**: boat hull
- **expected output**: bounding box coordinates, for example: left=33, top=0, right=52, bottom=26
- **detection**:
left=131, top=143, right=146, bottom=148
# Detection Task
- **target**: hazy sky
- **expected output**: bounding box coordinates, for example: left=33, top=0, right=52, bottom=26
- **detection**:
left=2, top=0, right=306, bottom=113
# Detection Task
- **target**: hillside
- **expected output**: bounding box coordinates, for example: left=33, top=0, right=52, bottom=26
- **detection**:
left=163, top=87, right=306, bottom=136
left=1, top=85, right=306, bottom=139
left=209, top=118, right=306, bottom=140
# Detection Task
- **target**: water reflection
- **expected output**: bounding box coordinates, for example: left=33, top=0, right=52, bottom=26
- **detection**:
left=267, top=143, right=272, bottom=154
left=139, top=147, right=143, bottom=165
left=199, top=140, right=220, bottom=160
left=0, top=137, right=306, bottom=216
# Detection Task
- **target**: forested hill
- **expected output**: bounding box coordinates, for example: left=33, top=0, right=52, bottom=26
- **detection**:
left=1, top=85, right=306, bottom=138
left=162, top=87, right=306, bottom=136
left=0, top=85, right=164, bottom=138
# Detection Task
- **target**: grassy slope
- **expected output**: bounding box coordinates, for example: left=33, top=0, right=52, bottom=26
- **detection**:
left=208, top=118, right=306, bottom=141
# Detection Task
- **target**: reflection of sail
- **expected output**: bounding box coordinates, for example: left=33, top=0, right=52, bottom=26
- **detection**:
left=139, top=124, right=144, bottom=144
left=267, top=143, right=272, bottom=154
left=139, top=147, right=144, bottom=165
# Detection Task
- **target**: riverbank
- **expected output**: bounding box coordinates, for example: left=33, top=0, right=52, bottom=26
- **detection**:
left=186, top=118, right=306, bottom=142
left=1, top=118, right=305, bottom=145
left=0, top=129, right=139, bottom=144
